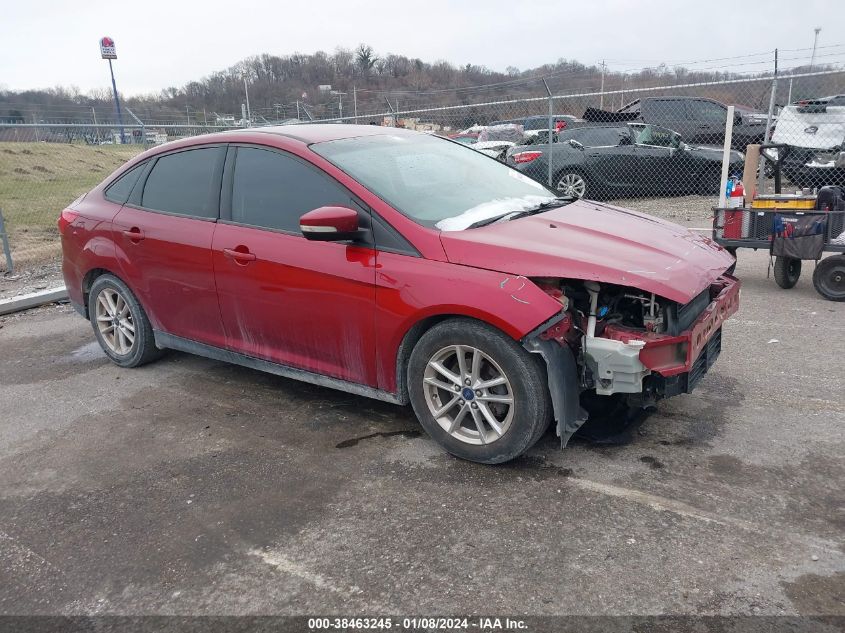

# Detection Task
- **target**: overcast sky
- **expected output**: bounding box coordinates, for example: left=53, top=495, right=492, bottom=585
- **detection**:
left=1, top=0, right=841, bottom=96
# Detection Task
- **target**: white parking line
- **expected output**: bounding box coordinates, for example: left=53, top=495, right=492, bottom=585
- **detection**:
left=251, top=548, right=391, bottom=610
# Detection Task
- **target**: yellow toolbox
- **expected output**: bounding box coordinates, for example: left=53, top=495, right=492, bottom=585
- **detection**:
left=751, top=194, right=817, bottom=209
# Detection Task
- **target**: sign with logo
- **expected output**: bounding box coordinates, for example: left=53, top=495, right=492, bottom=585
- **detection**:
left=804, top=126, right=819, bottom=135
left=100, top=37, right=117, bottom=60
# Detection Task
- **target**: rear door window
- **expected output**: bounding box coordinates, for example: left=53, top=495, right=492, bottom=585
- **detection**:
left=572, top=127, right=629, bottom=146
left=230, top=146, right=351, bottom=233
left=141, top=148, right=220, bottom=218
left=687, top=100, right=728, bottom=122
left=643, top=100, right=689, bottom=121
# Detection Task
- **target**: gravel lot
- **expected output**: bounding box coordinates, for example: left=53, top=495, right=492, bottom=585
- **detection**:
left=0, top=211, right=843, bottom=620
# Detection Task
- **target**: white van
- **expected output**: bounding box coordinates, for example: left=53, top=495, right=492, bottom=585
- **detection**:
left=768, top=95, right=845, bottom=188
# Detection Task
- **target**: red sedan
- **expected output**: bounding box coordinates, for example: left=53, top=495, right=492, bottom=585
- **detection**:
left=60, top=124, right=739, bottom=463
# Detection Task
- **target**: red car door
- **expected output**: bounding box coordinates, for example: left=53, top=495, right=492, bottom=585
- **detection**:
left=113, top=145, right=227, bottom=348
left=212, top=145, right=378, bottom=386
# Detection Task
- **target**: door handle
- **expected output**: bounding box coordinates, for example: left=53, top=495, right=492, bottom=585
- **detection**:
left=223, top=247, right=257, bottom=264
left=122, top=227, right=145, bottom=242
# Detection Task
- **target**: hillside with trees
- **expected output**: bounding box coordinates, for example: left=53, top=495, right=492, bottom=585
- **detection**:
left=1, top=44, right=842, bottom=126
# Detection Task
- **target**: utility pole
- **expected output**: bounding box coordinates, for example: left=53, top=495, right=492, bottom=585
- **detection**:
left=186, top=105, right=190, bottom=125
left=296, top=100, right=301, bottom=120
left=620, top=75, right=626, bottom=109
left=243, top=77, right=251, bottom=125
left=810, top=27, right=821, bottom=69
left=353, top=85, right=358, bottom=121
left=599, top=60, right=607, bottom=109
left=203, top=108, right=208, bottom=126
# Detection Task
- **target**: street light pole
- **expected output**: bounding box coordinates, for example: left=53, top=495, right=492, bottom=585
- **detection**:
left=599, top=60, right=607, bottom=109
left=809, top=27, right=821, bottom=69
left=331, top=90, right=347, bottom=121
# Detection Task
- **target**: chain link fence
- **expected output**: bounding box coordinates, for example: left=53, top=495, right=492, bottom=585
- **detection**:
left=1, top=69, right=843, bottom=273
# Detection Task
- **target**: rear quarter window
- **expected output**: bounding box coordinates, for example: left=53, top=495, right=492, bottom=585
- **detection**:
left=104, top=163, right=145, bottom=204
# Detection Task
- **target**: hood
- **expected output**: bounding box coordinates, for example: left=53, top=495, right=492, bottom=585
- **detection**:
left=687, top=145, right=744, bottom=161
left=439, top=200, right=734, bottom=304
left=772, top=105, right=845, bottom=149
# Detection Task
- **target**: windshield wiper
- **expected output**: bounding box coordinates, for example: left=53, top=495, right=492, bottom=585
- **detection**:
left=467, top=196, right=575, bottom=229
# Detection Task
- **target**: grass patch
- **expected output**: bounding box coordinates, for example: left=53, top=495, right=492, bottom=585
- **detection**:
left=0, top=142, right=145, bottom=267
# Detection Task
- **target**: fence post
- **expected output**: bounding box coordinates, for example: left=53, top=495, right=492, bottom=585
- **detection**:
left=542, top=79, right=553, bottom=189
left=719, top=106, right=736, bottom=208
left=0, top=208, right=13, bottom=275
left=757, top=51, right=779, bottom=195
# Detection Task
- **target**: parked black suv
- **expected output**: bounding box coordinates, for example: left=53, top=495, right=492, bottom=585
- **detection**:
left=584, top=96, right=767, bottom=150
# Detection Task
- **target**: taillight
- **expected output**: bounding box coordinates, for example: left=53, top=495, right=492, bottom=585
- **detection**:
left=58, top=208, right=79, bottom=235
left=512, top=151, right=542, bottom=164
left=555, top=121, right=567, bottom=131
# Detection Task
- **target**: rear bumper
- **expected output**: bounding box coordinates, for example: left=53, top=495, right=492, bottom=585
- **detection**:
left=599, top=275, right=740, bottom=395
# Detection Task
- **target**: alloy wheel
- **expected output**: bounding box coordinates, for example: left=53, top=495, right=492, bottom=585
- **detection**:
left=557, top=173, right=586, bottom=198
left=422, top=345, right=514, bottom=445
left=94, top=287, right=136, bottom=355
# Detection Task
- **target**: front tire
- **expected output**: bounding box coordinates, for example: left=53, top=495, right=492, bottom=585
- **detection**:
left=556, top=170, right=590, bottom=199
left=407, top=319, right=551, bottom=464
left=773, top=256, right=801, bottom=289
left=88, top=274, right=162, bottom=368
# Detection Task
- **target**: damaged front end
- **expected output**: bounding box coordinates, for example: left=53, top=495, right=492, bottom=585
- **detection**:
left=522, top=274, right=740, bottom=446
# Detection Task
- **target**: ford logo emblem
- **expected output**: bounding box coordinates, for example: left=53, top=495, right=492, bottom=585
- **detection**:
left=804, top=126, right=818, bottom=134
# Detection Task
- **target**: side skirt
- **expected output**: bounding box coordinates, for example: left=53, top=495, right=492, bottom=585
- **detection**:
left=154, top=331, right=405, bottom=406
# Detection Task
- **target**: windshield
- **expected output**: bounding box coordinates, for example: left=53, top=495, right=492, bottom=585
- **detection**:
left=311, top=133, right=556, bottom=231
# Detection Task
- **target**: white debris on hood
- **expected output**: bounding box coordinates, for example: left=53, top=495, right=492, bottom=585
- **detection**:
left=436, top=194, right=555, bottom=231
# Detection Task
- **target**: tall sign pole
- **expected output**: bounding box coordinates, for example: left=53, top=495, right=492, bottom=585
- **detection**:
left=100, top=37, right=125, bottom=144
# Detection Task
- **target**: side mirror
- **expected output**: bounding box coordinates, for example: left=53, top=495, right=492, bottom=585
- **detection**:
left=299, top=206, right=365, bottom=242
left=734, top=111, right=743, bottom=125
left=619, top=136, right=632, bottom=146
left=568, top=139, right=584, bottom=150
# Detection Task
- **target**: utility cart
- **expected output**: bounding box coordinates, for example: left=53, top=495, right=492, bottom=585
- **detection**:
left=712, top=144, right=845, bottom=302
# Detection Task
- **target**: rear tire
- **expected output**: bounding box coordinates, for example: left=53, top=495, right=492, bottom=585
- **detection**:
left=407, top=319, right=551, bottom=464
left=773, top=256, right=801, bottom=289
left=812, top=255, right=845, bottom=301
left=88, top=274, right=163, bottom=368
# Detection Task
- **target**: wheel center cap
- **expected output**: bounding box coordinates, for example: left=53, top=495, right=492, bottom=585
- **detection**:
left=462, top=387, right=475, bottom=400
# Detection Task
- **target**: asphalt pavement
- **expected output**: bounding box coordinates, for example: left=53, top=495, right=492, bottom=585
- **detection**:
left=0, top=247, right=843, bottom=617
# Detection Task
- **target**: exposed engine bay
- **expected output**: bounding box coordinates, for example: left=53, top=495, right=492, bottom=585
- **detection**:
left=523, top=274, right=739, bottom=445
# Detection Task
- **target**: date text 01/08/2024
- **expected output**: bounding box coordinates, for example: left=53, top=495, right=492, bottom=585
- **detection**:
left=307, top=616, right=528, bottom=630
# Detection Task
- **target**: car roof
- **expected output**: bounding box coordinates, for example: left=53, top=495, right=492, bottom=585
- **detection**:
left=112, top=124, right=422, bottom=170
left=244, top=123, right=417, bottom=144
